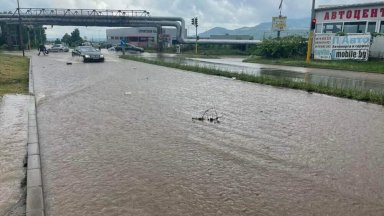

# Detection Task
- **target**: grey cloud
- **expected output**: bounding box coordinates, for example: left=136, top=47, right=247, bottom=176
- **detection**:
left=1, top=0, right=381, bottom=38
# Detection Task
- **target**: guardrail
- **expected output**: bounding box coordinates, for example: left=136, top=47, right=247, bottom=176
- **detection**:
left=2, top=8, right=150, bottom=17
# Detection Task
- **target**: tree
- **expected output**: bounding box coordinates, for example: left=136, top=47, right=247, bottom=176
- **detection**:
left=61, top=33, right=71, bottom=45
left=70, top=28, right=83, bottom=46
left=54, top=38, right=61, bottom=44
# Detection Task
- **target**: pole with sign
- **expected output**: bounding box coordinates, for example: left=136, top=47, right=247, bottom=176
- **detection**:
left=272, top=16, right=287, bottom=38
left=306, top=0, right=316, bottom=63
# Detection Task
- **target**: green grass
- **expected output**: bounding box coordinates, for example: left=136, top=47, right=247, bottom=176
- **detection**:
left=121, top=55, right=384, bottom=105
left=244, top=56, right=384, bottom=74
left=0, top=54, right=29, bottom=95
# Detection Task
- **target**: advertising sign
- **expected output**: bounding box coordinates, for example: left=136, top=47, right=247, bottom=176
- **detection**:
left=314, top=33, right=371, bottom=60
left=272, top=16, right=287, bottom=31
left=314, top=34, right=333, bottom=60
left=316, top=5, right=384, bottom=23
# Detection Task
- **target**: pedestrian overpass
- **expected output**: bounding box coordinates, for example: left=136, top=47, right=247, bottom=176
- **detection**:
left=0, top=8, right=261, bottom=45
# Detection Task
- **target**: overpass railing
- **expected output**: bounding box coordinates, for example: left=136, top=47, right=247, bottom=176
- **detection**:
left=2, top=8, right=150, bottom=17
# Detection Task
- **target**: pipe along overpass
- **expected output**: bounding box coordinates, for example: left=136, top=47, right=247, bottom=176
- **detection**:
left=0, top=8, right=261, bottom=45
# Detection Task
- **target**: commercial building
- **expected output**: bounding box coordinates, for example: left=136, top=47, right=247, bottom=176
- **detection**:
left=314, top=2, right=384, bottom=34
left=106, top=27, right=180, bottom=48
left=314, top=2, right=384, bottom=59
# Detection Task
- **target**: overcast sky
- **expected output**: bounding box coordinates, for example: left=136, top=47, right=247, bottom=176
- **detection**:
left=1, top=0, right=382, bottom=39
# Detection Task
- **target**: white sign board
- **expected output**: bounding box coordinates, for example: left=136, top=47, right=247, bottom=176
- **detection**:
left=314, top=33, right=371, bottom=61
left=272, top=16, right=287, bottom=31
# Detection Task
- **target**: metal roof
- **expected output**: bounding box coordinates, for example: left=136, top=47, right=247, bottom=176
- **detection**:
left=316, top=1, right=384, bottom=11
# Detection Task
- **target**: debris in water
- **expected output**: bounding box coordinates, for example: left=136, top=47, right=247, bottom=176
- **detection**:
left=192, top=108, right=222, bottom=123
left=232, top=77, right=236, bottom=80
left=124, top=92, right=132, bottom=95
left=66, top=62, right=72, bottom=65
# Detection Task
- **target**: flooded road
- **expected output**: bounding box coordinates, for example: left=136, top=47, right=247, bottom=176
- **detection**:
left=0, top=95, right=29, bottom=216
left=32, top=52, right=384, bottom=215
left=138, top=53, right=384, bottom=92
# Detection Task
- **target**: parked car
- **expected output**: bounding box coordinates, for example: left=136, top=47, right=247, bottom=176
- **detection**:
left=48, top=44, right=69, bottom=52
left=107, top=43, right=144, bottom=53
left=72, top=46, right=105, bottom=62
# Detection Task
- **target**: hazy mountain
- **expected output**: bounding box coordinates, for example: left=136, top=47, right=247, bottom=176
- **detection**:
left=199, top=17, right=310, bottom=40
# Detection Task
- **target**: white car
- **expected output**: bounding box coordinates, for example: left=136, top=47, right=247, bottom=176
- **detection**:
left=48, top=44, right=69, bottom=52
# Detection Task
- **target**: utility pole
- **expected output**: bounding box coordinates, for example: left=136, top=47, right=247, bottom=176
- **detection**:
left=306, top=0, right=316, bottom=63
left=17, top=0, right=24, bottom=56
left=33, top=27, right=37, bottom=47
left=277, top=0, right=283, bottom=38
left=27, top=28, right=30, bottom=50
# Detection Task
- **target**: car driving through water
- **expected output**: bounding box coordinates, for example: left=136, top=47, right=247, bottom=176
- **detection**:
left=48, top=44, right=69, bottom=52
left=107, top=43, right=144, bottom=53
left=72, top=46, right=105, bottom=63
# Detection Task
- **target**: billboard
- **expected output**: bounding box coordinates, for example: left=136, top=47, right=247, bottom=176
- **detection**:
left=272, top=16, right=287, bottom=31
left=316, top=5, right=384, bottom=23
left=314, top=33, right=371, bottom=60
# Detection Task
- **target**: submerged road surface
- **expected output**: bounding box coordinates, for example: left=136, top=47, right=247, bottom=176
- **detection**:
left=32, top=52, right=384, bottom=216
left=0, top=95, right=29, bottom=216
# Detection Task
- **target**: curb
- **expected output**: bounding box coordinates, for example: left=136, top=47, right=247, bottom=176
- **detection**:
left=27, top=57, right=45, bottom=216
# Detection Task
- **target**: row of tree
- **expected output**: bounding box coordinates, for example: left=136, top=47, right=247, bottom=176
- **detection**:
left=0, top=23, right=85, bottom=50
left=0, top=23, right=47, bottom=49
left=57, top=28, right=84, bottom=47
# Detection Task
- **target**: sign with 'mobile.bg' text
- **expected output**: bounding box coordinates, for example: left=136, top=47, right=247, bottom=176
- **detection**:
left=314, top=33, right=371, bottom=61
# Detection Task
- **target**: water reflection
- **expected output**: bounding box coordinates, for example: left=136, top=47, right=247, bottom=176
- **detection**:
left=137, top=53, right=384, bottom=92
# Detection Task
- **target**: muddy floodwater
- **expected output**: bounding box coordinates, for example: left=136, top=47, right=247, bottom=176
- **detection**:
left=138, top=53, right=384, bottom=92
left=0, top=95, right=29, bottom=216
left=30, top=52, right=384, bottom=215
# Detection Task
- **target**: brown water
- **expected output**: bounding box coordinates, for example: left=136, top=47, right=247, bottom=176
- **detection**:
left=31, top=52, right=384, bottom=215
left=0, top=95, right=29, bottom=216
left=138, top=53, right=384, bottom=92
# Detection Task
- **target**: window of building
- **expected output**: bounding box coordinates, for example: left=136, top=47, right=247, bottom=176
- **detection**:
left=380, top=21, right=384, bottom=33
left=343, top=22, right=366, bottom=33
left=128, top=37, right=139, bottom=42
left=323, top=23, right=342, bottom=33
left=367, top=22, right=376, bottom=33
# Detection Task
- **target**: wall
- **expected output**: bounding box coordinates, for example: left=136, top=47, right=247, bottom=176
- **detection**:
left=370, top=36, right=384, bottom=58
left=106, top=27, right=178, bottom=48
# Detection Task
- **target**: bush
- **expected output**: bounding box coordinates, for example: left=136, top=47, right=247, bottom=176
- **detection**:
left=0, top=44, right=8, bottom=50
left=254, top=36, right=308, bottom=58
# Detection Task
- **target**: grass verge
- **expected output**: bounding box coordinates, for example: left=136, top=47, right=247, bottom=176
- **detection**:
left=0, top=54, right=29, bottom=96
left=244, top=56, right=384, bottom=74
left=121, top=55, right=384, bottom=105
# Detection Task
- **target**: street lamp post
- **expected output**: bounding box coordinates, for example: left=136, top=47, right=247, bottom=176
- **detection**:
left=17, top=0, right=24, bottom=56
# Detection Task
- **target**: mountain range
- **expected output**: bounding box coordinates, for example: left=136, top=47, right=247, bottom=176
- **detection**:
left=199, top=17, right=310, bottom=40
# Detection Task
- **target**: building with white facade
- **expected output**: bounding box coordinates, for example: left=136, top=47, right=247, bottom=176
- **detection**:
left=106, top=27, right=179, bottom=48
left=315, top=2, right=384, bottom=34
left=314, top=2, right=384, bottom=58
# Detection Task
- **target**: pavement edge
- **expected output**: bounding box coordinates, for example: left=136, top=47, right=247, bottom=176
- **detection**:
left=27, top=57, right=45, bottom=216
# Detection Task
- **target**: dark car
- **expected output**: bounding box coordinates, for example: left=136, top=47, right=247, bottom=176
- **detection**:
left=72, top=46, right=104, bottom=62
left=108, top=43, right=144, bottom=53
